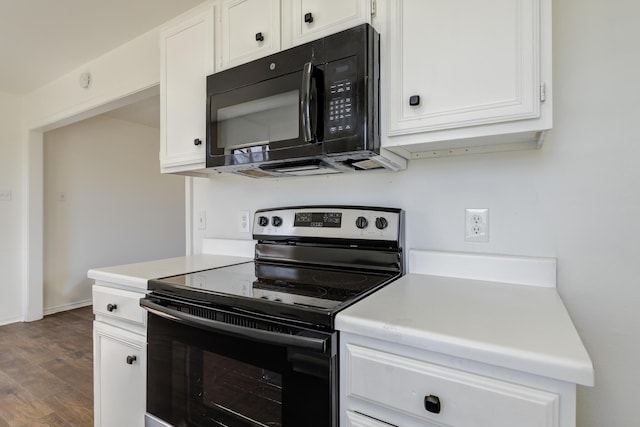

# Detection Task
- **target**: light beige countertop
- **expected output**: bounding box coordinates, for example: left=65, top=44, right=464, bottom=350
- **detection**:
left=336, top=273, right=594, bottom=386
left=88, top=254, right=252, bottom=290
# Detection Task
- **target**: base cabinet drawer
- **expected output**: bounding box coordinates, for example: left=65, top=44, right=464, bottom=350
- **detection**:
left=344, top=344, right=559, bottom=427
left=93, top=284, right=146, bottom=326
left=346, top=411, right=397, bottom=427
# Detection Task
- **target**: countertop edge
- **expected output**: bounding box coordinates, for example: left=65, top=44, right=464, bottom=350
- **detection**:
left=336, top=313, right=594, bottom=386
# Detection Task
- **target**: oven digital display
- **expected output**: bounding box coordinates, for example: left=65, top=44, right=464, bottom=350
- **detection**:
left=294, top=212, right=342, bottom=228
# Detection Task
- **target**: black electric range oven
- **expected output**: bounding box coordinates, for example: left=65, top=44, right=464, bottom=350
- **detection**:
left=141, top=206, right=404, bottom=427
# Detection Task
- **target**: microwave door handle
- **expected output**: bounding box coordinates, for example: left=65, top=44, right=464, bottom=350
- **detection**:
left=301, top=62, right=313, bottom=142
left=140, top=298, right=329, bottom=353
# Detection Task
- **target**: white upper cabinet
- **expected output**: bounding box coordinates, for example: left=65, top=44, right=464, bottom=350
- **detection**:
left=282, top=0, right=372, bottom=47
left=382, top=0, right=552, bottom=158
left=160, top=4, right=214, bottom=174
left=217, top=0, right=281, bottom=71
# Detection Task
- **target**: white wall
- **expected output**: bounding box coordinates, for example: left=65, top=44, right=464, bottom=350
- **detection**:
left=24, top=28, right=161, bottom=131
left=43, top=115, right=185, bottom=313
left=0, top=92, right=24, bottom=325
left=20, top=21, right=166, bottom=321
left=190, top=0, right=640, bottom=426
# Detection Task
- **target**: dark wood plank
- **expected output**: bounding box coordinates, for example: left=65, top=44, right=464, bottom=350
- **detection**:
left=0, top=387, right=55, bottom=426
left=41, top=384, right=92, bottom=426
left=0, top=307, right=93, bottom=427
left=15, top=412, right=70, bottom=427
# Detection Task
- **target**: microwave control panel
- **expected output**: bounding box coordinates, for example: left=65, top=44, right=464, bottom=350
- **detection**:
left=326, top=57, right=357, bottom=138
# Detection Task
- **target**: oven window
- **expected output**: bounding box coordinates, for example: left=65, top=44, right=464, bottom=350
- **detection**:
left=147, top=312, right=335, bottom=427
left=196, top=350, right=282, bottom=426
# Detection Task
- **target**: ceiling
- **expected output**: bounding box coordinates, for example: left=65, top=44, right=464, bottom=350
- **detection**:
left=0, top=0, right=206, bottom=95
left=0, top=0, right=206, bottom=128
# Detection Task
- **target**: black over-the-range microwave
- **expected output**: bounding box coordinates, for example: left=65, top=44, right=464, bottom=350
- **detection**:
left=205, top=24, right=401, bottom=178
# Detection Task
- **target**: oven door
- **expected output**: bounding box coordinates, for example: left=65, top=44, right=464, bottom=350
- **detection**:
left=141, top=297, right=337, bottom=427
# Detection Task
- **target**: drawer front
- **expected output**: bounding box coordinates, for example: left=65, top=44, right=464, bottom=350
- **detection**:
left=344, top=344, right=559, bottom=427
left=345, top=411, right=397, bottom=427
left=93, top=285, right=146, bottom=326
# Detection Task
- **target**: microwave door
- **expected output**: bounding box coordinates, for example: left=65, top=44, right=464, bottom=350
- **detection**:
left=208, top=71, right=320, bottom=167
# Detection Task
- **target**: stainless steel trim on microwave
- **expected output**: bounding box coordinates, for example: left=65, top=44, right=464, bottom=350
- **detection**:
left=140, top=298, right=329, bottom=352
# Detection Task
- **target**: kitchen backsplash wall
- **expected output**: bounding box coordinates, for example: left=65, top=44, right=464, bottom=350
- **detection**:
left=191, top=149, right=554, bottom=259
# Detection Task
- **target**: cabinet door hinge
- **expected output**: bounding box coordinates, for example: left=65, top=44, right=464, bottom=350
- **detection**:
left=540, top=82, right=547, bottom=102
left=371, top=0, right=377, bottom=17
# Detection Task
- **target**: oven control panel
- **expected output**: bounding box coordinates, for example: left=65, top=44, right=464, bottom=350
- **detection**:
left=253, top=206, right=402, bottom=242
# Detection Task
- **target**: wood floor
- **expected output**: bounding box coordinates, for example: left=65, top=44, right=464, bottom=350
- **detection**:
left=0, top=306, right=93, bottom=427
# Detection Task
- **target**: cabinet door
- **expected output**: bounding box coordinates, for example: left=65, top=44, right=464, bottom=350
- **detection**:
left=160, top=6, right=214, bottom=174
left=387, top=0, right=542, bottom=137
left=218, top=0, right=280, bottom=70
left=94, top=322, right=146, bottom=427
left=284, top=0, right=371, bottom=47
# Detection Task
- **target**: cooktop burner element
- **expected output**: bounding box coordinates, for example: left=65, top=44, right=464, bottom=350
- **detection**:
left=149, top=206, right=405, bottom=329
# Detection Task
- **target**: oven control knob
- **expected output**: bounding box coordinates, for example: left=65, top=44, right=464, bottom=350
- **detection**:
left=355, top=216, right=368, bottom=229
left=375, top=217, right=389, bottom=230
left=258, top=216, right=269, bottom=227
left=271, top=216, right=283, bottom=227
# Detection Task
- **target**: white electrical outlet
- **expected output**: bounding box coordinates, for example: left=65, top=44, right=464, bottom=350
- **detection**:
left=198, top=211, right=207, bottom=230
left=465, top=208, right=489, bottom=242
left=239, top=210, right=251, bottom=233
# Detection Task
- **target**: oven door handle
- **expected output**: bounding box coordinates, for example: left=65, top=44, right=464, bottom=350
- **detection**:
left=140, top=298, right=329, bottom=353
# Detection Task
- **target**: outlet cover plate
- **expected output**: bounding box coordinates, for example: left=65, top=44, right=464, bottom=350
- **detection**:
left=465, top=208, right=489, bottom=242
left=198, top=211, right=206, bottom=230
left=239, top=210, right=251, bottom=233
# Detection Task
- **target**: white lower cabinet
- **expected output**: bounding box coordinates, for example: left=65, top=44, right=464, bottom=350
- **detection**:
left=341, top=333, right=575, bottom=427
left=345, top=410, right=395, bottom=427
left=93, top=284, right=147, bottom=427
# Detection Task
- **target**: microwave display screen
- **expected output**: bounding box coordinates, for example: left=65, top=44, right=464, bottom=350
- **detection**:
left=294, top=212, right=342, bottom=228
left=217, top=90, right=299, bottom=149
left=335, top=64, right=349, bottom=74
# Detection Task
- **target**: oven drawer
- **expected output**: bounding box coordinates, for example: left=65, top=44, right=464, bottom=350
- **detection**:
left=93, top=285, right=146, bottom=327
left=344, top=344, right=559, bottom=427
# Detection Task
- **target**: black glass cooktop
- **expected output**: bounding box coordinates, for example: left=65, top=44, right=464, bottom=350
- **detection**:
left=148, top=261, right=398, bottom=329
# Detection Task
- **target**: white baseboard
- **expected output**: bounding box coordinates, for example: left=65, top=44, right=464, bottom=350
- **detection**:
left=0, top=315, right=23, bottom=327
left=43, top=299, right=92, bottom=316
